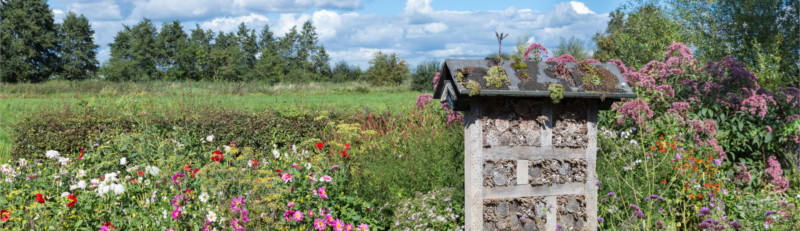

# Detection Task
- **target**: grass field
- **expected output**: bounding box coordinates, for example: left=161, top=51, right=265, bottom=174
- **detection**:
left=0, top=80, right=423, bottom=161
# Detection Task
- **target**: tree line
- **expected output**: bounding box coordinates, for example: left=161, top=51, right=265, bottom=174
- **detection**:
left=1, top=0, right=436, bottom=90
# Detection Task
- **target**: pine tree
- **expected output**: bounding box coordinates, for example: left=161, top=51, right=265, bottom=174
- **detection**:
left=0, top=0, right=60, bottom=82
left=157, top=20, right=190, bottom=80
left=254, top=24, right=283, bottom=84
left=236, top=23, right=258, bottom=69
left=59, top=12, right=99, bottom=80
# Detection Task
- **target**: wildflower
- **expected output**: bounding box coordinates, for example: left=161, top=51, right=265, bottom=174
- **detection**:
left=357, top=223, right=370, bottom=231
left=607, top=192, right=615, bottom=197
left=321, top=175, right=333, bottom=182
left=206, top=135, right=215, bottom=142
left=172, top=208, right=182, bottom=220
left=699, top=207, right=712, bottom=217
left=597, top=217, right=605, bottom=223
left=293, top=211, right=304, bottom=221
left=172, top=172, right=185, bottom=185
left=46, top=150, right=60, bottom=159
left=333, top=219, right=345, bottom=231
left=634, top=210, right=645, bottom=219
left=345, top=224, right=354, bottom=231
left=248, top=160, right=259, bottom=168
left=340, top=149, right=349, bottom=158
left=77, top=169, right=86, bottom=178
left=273, top=149, right=281, bottom=159
left=58, top=157, right=70, bottom=166
left=76, top=180, right=87, bottom=189
left=101, top=222, right=115, bottom=230
left=325, top=214, right=336, bottom=225
left=199, top=192, right=209, bottom=203
left=314, top=218, right=327, bottom=230
left=416, top=94, right=433, bottom=109
left=330, top=165, right=340, bottom=170
left=120, top=157, right=127, bottom=165
left=35, top=193, right=45, bottom=204
left=316, top=142, right=324, bottom=149
left=283, top=209, right=295, bottom=222
left=656, top=220, right=664, bottom=228
left=595, top=180, right=601, bottom=186
left=281, top=173, right=294, bottom=183
left=230, top=196, right=245, bottom=212
left=306, top=163, right=312, bottom=170
left=318, top=187, right=329, bottom=199
left=67, top=194, right=77, bottom=207
left=0, top=209, right=9, bottom=222
left=764, top=210, right=775, bottom=216
left=729, top=221, right=742, bottom=229
left=661, top=180, right=667, bottom=185
left=78, top=148, right=84, bottom=161
left=145, top=166, right=160, bottom=176
left=111, top=184, right=125, bottom=195
left=287, top=201, right=295, bottom=208
left=211, top=150, right=224, bottom=162
left=308, top=210, right=314, bottom=217
left=18, top=158, right=26, bottom=167
left=766, top=156, right=789, bottom=192
left=629, top=204, right=640, bottom=212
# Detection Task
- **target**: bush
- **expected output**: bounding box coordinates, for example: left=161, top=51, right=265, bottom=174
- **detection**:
left=390, top=188, right=464, bottom=230
left=365, top=52, right=408, bottom=86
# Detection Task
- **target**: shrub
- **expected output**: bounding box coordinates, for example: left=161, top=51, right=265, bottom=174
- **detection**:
left=411, top=61, right=440, bottom=92
left=365, top=52, right=409, bottom=86
left=390, top=188, right=464, bottom=230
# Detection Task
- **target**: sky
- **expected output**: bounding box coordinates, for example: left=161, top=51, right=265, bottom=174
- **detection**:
left=47, top=0, right=626, bottom=68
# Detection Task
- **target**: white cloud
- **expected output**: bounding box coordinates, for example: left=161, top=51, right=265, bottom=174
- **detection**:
left=67, top=1, right=123, bottom=20
left=311, top=10, right=341, bottom=40
left=234, top=0, right=367, bottom=12
left=200, top=13, right=270, bottom=33
left=569, top=1, right=595, bottom=15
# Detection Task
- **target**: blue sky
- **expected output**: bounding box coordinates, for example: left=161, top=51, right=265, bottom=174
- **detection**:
left=48, top=0, right=626, bottom=68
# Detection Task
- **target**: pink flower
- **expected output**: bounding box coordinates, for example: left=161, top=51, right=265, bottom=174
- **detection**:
left=283, top=209, right=295, bottom=222
left=416, top=94, right=433, bottom=110
left=523, top=43, right=548, bottom=61
left=615, top=99, right=654, bottom=125
left=545, top=54, right=576, bottom=63
left=171, top=208, right=182, bottom=220
left=314, top=218, right=327, bottom=230
left=345, top=224, right=354, bottom=231
left=281, top=173, right=294, bottom=183
left=172, top=172, right=185, bottom=185
left=766, top=125, right=773, bottom=132
left=318, top=187, right=329, bottom=199
left=766, top=156, right=789, bottom=192
left=325, top=215, right=336, bottom=226
left=230, top=196, right=245, bottom=212
left=287, top=201, right=294, bottom=208
left=333, top=219, right=345, bottom=231
left=357, top=224, right=370, bottom=231
left=330, top=165, right=340, bottom=170
left=432, top=72, right=441, bottom=91
left=293, top=210, right=304, bottom=222
left=321, top=175, right=333, bottom=182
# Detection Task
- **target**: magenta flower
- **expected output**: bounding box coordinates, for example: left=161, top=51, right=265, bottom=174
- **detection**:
left=230, top=196, right=245, bottom=212
left=172, top=172, right=185, bottom=184
left=292, top=210, right=304, bottom=222
left=287, top=201, right=294, bottom=208
left=171, top=208, right=182, bottom=220
left=314, top=218, right=327, bottom=230
left=432, top=72, right=441, bottom=90
left=325, top=214, right=336, bottom=226
left=416, top=94, right=433, bottom=109
left=281, top=173, right=294, bottom=183
left=766, top=156, right=790, bottom=192
left=333, top=219, right=345, bottom=231
left=321, top=175, right=333, bottom=182
left=615, top=99, right=654, bottom=125
left=318, top=187, right=329, bottom=199
left=330, top=165, right=340, bottom=170
left=345, top=224, right=354, bottom=231
left=357, top=224, right=370, bottom=231
left=283, top=209, right=295, bottom=222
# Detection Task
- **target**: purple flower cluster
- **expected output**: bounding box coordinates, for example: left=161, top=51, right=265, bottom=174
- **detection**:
left=765, top=156, right=789, bottom=192
left=229, top=196, right=249, bottom=231
left=688, top=119, right=718, bottom=137
left=416, top=93, right=433, bottom=110
left=432, top=72, right=441, bottom=91
left=664, top=43, right=698, bottom=72
left=740, top=94, right=772, bottom=119
left=643, top=194, right=665, bottom=202
left=614, top=99, right=654, bottom=125
left=440, top=101, right=464, bottom=125
left=699, top=207, right=713, bottom=217
left=629, top=204, right=645, bottom=219
left=668, top=101, right=691, bottom=115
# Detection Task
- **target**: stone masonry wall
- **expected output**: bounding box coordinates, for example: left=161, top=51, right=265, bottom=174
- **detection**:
left=470, top=99, right=598, bottom=231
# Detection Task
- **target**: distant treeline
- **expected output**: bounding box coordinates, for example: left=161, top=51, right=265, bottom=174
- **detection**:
left=0, top=0, right=438, bottom=92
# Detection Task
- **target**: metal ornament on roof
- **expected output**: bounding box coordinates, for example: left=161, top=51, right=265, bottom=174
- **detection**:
left=433, top=59, right=636, bottom=111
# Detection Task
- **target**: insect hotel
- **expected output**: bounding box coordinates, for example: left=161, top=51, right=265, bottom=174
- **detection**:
left=433, top=58, right=635, bottom=230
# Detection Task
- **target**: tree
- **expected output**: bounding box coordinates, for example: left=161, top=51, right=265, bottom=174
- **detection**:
left=668, top=0, right=800, bottom=87
left=0, top=0, right=60, bottom=82
left=553, top=36, right=590, bottom=61
left=156, top=20, right=190, bottom=80
left=411, top=60, right=440, bottom=92
left=189, top=25, right=215, bottom=80
left=253, top=24, right=283, bottom=84
left=365, top=52, right=408, bottom=86
left=236, top=23, right=258, bottom=70
left=59, top=12, right=99, bottom=80
left=593, top=4, right=682, bottom=68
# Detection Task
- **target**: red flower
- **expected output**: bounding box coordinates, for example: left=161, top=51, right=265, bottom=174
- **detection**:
left=67, top=194, right=77, bottom=208
left=275, top=169, right=282, bottom=173
left=211, top=150, right=224, bottom=162
left=138, top=171, right=144, bottom=176
left=1, top=209, right=10, bottom=222
left=316, top=142, right=324, bottom=149
left=345, top=144, right=350, bottom=149
left=230, top=141, right=237, bottom=148
left=185, top=189, right=194, bottom=194
left=340, top=149, right=349, bottom=158
left=661, top=180, right=667, bottom=185
left=103, top=222, right=115, bottom=229
left=184, top=164, right=191, bottom=171
left=78, top=148, right=84, bottom=161
left=191, top=168, right=199, bottom=178
left=35, top=193, right=44, bottom=204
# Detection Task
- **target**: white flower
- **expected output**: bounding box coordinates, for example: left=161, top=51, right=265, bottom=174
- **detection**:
left=45, top=150, right=60, bottom=159
left=97, top=182, right=110, bottom=196
left=273, top=149, right=280, bottom=159
left=163, top=210, right=168, bottom=220
left=18, top=158, right=26, bottom=167
left=58, top=157, right=70, bottom=166
left=120, top=157, right=127, bottom=165
left=207, top=210, right=217, bottom=222
left=199, top=192, right=210, bottom=203
left=90, top=179, right=100, bottom=185
left=224, top=145, right=231, bottom=153
left=305, top=163, right=312, bottom=170
left=75, top=180, right=87, bottom=189
left=76, top=169, right=86, bottom=178
left=291, top=145, right=297, bottom=154
left=145, top=166, right=160, bottom=176
left=61, top=192, right=70, bottom=197
left=104, top=172, right=118, bottom=182
left=111, top=183, right=125, bottom=195
left=206, top=135, right=215, bottom=142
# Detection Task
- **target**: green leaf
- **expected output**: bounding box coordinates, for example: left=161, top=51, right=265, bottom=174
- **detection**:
left=765, top=132, right=773, bottom=143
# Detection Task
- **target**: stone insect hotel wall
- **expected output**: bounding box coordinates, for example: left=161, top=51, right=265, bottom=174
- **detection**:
left=433, top=59, right=635, bottom=230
